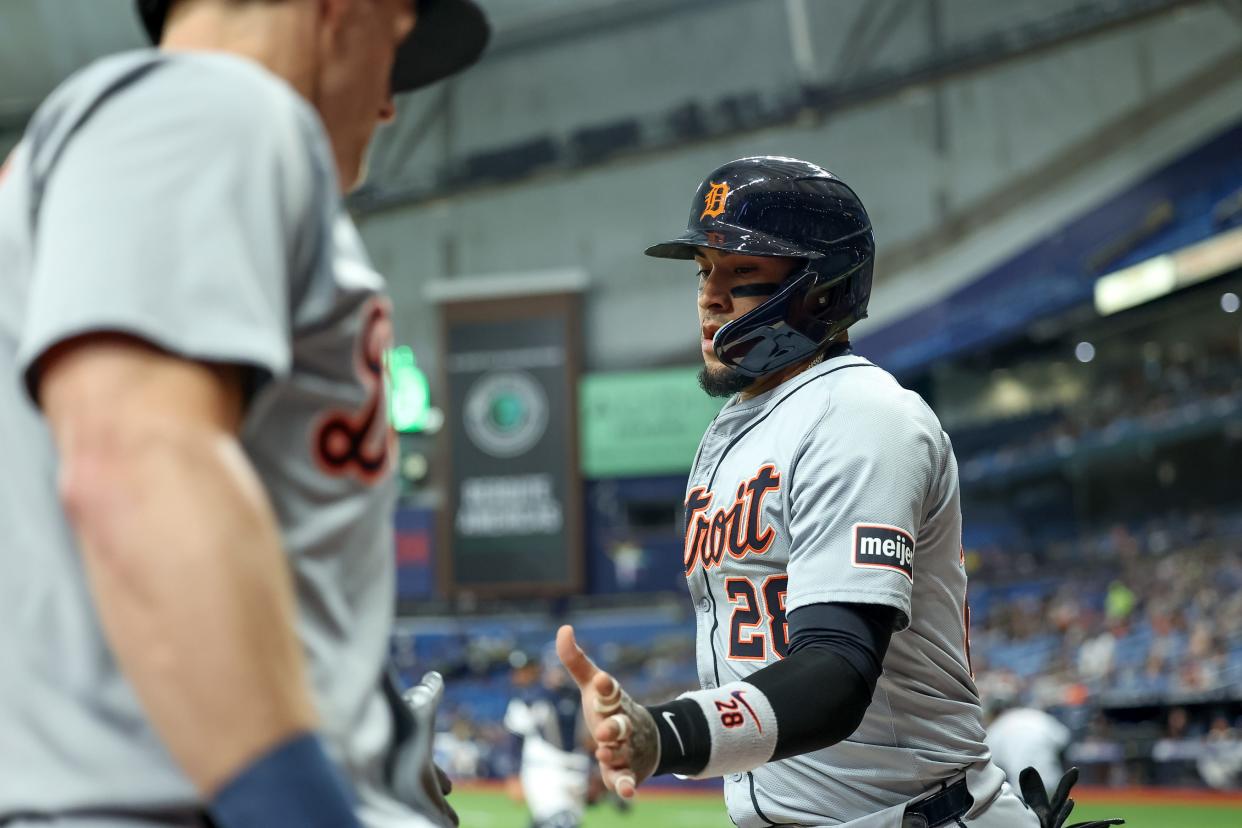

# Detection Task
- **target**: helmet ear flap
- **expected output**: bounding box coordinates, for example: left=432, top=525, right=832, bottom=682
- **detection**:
left=803, top=250, right=873, bottom=330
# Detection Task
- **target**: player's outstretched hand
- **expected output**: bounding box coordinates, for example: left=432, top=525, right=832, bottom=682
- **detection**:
left=556, top=625, right=658, bottom=799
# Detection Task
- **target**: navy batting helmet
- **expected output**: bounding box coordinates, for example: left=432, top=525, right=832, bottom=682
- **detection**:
left=645, top=156, right=874, bottom=378
left=135, top=0, right=490, bottom=93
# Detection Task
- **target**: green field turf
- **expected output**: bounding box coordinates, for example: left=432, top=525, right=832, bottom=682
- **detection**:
left=452, top=787, right=1242, bottom=828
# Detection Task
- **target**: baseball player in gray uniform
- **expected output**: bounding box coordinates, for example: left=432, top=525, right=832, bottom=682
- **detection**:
left=557, top=157, right=1123, bottom=828
left=0, top=1, right=486, bottom=827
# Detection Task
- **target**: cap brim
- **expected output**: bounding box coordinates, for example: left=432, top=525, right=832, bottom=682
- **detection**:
left=644, top=222, right=821, bottom=260
left=136, top=0, right=489, bottom=94
left=392, top=0, right=490, bottom=93
left=136, top=0, right=164, bottom=42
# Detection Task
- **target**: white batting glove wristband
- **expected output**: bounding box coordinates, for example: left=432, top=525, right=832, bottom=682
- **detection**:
left=678, top=681, right=778, bottom=779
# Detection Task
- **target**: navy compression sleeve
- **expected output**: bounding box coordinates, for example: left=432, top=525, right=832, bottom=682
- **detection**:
left=753, top=601, right=896, bottom=760
left=650, top=602, right=897, bottom=773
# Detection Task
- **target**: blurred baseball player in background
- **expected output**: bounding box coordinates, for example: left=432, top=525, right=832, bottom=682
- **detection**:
left=0, top=1, right=486, bottom=827
left=502, top=652, right=593, bottom=828
left=985, top=697, right=1072, bottom=799
left=557, top=157, right=1123, bottom=828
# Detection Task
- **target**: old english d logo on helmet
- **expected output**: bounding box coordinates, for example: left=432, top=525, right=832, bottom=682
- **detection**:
left=701, top=182, right=731, bottom=219
left=644, top=156, right=876, bottom=378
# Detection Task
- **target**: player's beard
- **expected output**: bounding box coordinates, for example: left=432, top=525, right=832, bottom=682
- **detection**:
left=698, top=364, right=753, bottom=398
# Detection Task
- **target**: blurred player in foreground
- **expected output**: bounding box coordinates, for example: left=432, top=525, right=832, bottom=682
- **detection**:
left=503, top=652, right=593, bottom=828
left=558, top=156, right=1123, bottom=828
left=0, top=1, right=486, bottom=826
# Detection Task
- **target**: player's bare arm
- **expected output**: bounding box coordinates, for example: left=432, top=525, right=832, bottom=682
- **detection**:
left=40, top=334, right=317, bottom=794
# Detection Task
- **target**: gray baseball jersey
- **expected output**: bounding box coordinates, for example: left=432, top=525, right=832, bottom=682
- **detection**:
left=683, top=351, right=1000, bottom=827
left=0, top=51, right=418, bottom=824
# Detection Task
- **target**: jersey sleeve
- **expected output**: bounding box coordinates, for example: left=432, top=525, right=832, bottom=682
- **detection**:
left=18, top=59, right=323, bottom=404
left=784, top=385, right=947, bottom=630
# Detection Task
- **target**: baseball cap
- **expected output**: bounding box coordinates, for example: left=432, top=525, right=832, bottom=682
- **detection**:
left=135, top=0, right=490, bottom=93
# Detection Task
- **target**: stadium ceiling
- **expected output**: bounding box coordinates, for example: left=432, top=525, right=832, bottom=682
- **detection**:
left=0, top=0, right=1218, bottom=159
left=355, top=0, right=1216, bottom=213
left=0, top=0, right=670, bottom=140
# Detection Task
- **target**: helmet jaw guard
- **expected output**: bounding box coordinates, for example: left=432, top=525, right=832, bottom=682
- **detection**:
left=714, top=249, right=873, bottom=378
left=646, top=156, right=876, bottom=379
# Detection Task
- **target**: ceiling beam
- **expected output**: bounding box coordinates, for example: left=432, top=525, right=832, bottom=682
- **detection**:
left=352, top=0, right=1211, bottom=214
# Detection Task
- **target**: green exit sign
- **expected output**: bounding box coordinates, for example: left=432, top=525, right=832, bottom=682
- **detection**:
left=387, top=345, right=431, bottom=433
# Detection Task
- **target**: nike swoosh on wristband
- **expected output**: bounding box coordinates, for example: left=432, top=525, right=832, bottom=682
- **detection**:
left=662, top=711, right=686, bottom=755
left=731, top=689, right=762, bottom=733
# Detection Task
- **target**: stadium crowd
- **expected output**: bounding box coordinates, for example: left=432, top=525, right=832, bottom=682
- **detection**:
left=956, top=346, right=1242, bottom=481
left=970, top=518, right=1242, bottom=707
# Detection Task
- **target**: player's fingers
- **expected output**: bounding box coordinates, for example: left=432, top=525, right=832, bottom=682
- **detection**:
left=595, top=712, right=629, bottom=744
left=555, top=625, right=598, bottom=689
left=595, top=745, right=632, bottom=770
left=613, top=770, right=637, bottom=800
left=600, top=763, right=629, bottom=791
left=591, top=672, right=622, bottom=715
